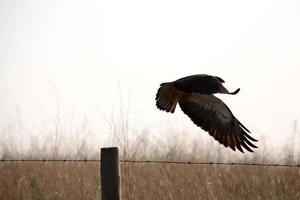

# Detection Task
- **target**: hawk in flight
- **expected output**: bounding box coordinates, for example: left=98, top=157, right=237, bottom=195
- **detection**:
left=155, top=74, right=258, bottom=153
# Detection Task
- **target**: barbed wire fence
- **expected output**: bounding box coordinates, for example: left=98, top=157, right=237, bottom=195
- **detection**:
left=1, top=158, right=300, bottom=167
left=1, top=147, right=300, bottom=200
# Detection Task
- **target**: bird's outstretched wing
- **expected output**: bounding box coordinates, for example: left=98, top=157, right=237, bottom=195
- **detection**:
left=173, top=74, right=240, bottom=95
left=178, top=94, right=257, bottom=152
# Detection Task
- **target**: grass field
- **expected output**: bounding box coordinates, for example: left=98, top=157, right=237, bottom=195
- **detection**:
left=1, top=135, right=300, bottom=200
left=1, top=160, right=300, bottom=200
left=0, top=112, right=299, bottom=199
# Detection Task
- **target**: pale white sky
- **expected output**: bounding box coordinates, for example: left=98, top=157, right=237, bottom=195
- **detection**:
left=1, top=0, right=300, bottom=149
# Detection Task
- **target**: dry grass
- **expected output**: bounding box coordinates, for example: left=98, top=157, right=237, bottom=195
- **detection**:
left=121, top=163, right=300, bottom=200
left=1, top=123, right=300, bottom=200
left=1, top=161, right=300, bottom=200
left=1, top=104, right=299, bottom=199
left=0, top=162, right=99, bottom=200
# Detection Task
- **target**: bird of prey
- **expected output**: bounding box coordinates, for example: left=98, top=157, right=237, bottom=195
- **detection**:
left=155, top=74, right=257, bottom=153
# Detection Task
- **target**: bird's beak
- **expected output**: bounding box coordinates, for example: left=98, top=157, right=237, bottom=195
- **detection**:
left=219, top=86, right=240, bottom=95
left=229, top=88, right=240, bottom=95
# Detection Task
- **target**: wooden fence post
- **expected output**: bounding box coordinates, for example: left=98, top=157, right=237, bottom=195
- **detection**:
left=101, top=147, right=121, bottom=200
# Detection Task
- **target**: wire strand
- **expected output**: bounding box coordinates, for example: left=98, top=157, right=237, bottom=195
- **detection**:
left=0, top=159, right=299, bottom=167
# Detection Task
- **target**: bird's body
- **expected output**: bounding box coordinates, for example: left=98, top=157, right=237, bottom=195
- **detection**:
left=155, top=74, right=257, bottom=153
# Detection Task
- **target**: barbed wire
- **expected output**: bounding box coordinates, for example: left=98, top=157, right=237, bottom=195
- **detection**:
left=0, top=159, right=299, bottom=167
left=0, top=159, right=100, bottom=162
left=121, top=160, right=300, bottom=167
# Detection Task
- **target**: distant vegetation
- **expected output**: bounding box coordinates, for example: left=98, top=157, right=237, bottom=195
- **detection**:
left=0, top=111, right=299, bottom=199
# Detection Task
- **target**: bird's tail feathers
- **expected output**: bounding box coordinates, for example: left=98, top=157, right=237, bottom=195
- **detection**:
left=155, top=82, right=182, bottom=113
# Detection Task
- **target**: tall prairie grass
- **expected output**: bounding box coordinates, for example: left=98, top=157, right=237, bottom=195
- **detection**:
left=0, top=106, right=299, bottom=199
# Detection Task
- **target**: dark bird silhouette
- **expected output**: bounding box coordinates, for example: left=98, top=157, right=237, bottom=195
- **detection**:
left=155, top=74, right=257, bottom=153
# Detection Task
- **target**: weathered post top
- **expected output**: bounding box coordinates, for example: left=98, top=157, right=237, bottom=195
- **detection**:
left=100, top=147, right=121, bottom=200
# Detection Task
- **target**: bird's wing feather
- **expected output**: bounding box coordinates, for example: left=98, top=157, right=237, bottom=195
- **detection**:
left=173, top=74, right=240, bottom=95
left=178, top=94, right=257, bottom=153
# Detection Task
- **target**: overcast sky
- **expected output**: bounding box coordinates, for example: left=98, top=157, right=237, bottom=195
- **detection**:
left=1, top=0, right=300, bottom=147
